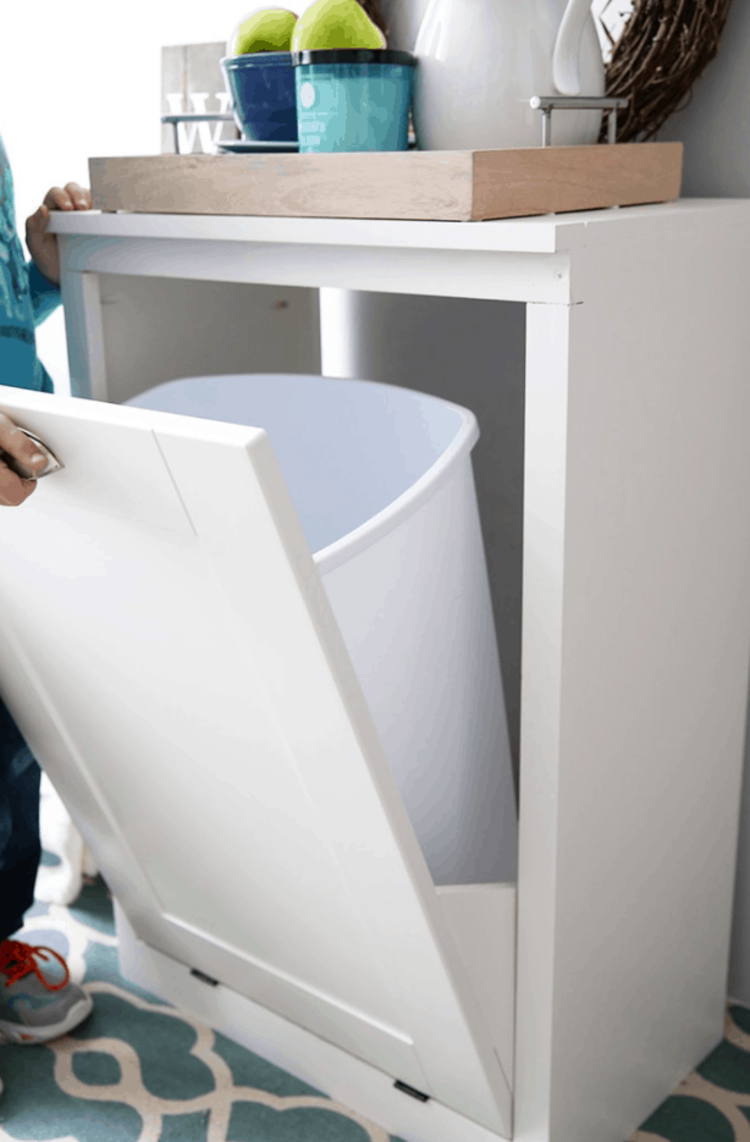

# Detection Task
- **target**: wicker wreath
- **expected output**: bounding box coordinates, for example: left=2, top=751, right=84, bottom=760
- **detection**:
left=602, top=0, right=733, bottom=142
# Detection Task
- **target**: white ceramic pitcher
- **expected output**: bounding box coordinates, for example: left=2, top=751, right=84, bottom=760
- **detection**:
left=413, top=0, right=605, bottom=150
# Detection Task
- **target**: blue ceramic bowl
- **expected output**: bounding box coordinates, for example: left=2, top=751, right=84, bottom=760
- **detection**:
left=291, top=50, right=415, bottom=153
left=221, top=53, right=298, bottom=143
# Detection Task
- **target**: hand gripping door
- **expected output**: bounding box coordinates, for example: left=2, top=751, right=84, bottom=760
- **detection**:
left=0, top=388, right=512, bottom=1137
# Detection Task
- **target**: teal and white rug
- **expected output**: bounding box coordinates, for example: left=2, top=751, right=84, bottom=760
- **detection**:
left=0, top=876, right=405, bottom=1142
left=3, top=873, right=750, bottom=1141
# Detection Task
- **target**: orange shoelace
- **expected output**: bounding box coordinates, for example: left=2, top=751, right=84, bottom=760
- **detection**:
left=0, top=939, right=70, bottom=992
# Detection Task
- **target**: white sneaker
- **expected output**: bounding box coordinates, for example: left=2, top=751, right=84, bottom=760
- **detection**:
left=0, top=939, right=93, bottom=1044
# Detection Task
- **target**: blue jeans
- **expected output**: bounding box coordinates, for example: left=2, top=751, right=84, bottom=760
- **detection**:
left=0, top=694, right=40, bottom=943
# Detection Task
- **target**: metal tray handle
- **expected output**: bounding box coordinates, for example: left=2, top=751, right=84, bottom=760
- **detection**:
left=530, top=96, right=629, bottom=146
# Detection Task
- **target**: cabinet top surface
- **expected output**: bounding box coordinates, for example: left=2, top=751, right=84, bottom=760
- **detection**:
left=49, top=199, right=750, bottom=256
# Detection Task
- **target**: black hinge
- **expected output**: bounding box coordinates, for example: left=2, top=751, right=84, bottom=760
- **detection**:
left=190, top=968, right=219, bottom=987
left=394, top=1079, right=430, bottom=1103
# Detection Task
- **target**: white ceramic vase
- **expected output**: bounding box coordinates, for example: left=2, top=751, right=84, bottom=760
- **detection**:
left=413, top=0, right=605, bottom=150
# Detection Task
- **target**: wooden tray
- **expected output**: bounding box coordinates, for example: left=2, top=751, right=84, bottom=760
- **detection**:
left=89, top=143, right=683, bottom=223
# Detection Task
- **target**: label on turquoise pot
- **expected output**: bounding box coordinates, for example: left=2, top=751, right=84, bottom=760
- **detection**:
left=295, top=64, right=412, bottom=153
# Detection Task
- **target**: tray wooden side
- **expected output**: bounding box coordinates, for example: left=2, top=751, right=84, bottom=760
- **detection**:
left=89, top=143, right=683, bottom=223
left=471, top=142, right=683, bottom=221
left=90, top=151, right=476, bottom=221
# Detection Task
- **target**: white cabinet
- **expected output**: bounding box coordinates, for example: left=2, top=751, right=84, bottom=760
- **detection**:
left=1, top=200, right=749, bottom=1142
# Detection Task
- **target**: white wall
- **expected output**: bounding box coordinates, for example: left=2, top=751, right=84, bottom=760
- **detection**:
left=1, top=0, right=321, bottom=392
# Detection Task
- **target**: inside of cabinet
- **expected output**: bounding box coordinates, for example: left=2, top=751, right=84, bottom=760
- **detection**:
left=97, top=276, right=527, bottom=819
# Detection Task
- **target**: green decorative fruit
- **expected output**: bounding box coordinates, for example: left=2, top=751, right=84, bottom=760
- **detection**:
left=233, top=8, right=298, bottom=53
left=291, top=0, right=385, bottom=51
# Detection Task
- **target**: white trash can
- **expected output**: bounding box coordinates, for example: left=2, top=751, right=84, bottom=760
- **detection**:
left=128, top=373, right=518, bottom=884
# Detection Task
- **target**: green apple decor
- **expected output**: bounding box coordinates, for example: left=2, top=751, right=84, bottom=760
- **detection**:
left=291, top=0, right=386, bottom=51
left=231, top=8, right=299, bottom=54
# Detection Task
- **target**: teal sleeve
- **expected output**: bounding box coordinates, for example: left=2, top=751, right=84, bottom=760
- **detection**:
left=26, top=260, right=61, bottom=326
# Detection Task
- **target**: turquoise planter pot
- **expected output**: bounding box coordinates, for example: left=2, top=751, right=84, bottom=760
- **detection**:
left=291, top=50, right=415, bottom=153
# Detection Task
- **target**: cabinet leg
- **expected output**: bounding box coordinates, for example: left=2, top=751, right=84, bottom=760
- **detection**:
left=60, top=248, right=108, bottom=400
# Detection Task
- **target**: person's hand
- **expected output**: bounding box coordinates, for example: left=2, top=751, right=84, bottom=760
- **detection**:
left=0, top=412, right=49, bottom=506
left=25, top=183, right=93, bottom=287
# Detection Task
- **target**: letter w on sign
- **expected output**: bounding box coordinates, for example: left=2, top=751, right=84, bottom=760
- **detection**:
left=164, top=92, right=234, bottom=154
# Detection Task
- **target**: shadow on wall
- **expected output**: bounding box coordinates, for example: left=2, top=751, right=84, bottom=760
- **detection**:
left=656, top=0, right=750, bottom=196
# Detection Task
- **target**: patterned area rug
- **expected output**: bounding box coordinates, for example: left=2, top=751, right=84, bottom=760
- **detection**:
left=1, top=873, right=749, bottom=1142
left=631, top=1008, right=750, bottom=1142
left=0, top=875, right=405, bottom=1142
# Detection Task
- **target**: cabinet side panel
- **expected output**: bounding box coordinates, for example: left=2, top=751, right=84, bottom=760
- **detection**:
left=518, top=207, right=750, bottom=1142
